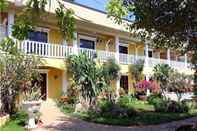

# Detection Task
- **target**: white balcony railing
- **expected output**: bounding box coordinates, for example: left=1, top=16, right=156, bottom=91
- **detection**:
left=14, top=40, right=190, bottom=69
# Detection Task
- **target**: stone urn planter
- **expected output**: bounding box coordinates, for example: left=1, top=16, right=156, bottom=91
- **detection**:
left=22, top=100, right=42, bottom=129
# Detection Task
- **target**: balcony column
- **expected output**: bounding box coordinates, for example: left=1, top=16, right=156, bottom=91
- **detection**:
left=73, top=32, right=78, bottom=55
left=145, top=43, right=149, bottom=66
left=62, top=71, right=68, bottom=96
left=184, top=54, right=188, bottom=68
left=167, top=49, right=171, bottom=65
left=115, top=35, right=120, bottom=97
left=135, top=45, right=138, bottom=61
left=7, top=10, right=15, bottom=38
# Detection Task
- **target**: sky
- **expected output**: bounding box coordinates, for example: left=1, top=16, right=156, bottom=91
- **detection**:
left=75, top=0, right=109, bottom=12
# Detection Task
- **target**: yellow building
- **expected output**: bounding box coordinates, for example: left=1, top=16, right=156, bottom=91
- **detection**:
left=0, top=0, right=194, bottom=100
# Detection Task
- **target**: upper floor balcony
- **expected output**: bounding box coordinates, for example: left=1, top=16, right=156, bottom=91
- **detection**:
left=15, top=40, right=191, bottom=70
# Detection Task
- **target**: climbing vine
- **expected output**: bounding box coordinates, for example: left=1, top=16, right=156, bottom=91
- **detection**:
left=55, top=1, right=76, bottom=42
left=12, top=0, right=48, bottom=40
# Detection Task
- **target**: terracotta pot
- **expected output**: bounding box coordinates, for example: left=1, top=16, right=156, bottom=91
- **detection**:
left=61, top=96, right=69, bottom=103
left=139, top=95, right=147, bottom=101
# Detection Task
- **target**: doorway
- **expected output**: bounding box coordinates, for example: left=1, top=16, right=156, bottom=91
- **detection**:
left=40, top=73, right=47, bottom=100
left=120, top=75, right=129, bottom=93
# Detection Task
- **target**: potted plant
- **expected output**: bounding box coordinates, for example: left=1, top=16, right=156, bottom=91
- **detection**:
left=22, top=85, right=42, bottom=129
left=136, top=80, right=151, bottom=100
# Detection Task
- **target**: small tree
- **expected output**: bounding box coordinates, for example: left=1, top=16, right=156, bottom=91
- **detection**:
left=153, top=64, right=173, bottom=99
left=66, top=53, right=105, bottom=107
left=167, top=71, right=193, bottom=102
left=130, top=59, right=144, bottom=89
left=102, top=58, right=120, bottom=102
left=0, top=38, right=42, bottom=114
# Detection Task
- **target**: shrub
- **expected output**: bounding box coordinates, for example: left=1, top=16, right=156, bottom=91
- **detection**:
left=11, top=110, right=28, bottom=126
left=147, top=94, right=162, bottom=105
left=118, top=95, right=137, bottom=107
left=97, top=98, right=136, bottom=118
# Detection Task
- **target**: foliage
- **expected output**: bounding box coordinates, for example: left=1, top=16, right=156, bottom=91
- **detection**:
left=130, top=59, right=144, bottom=83
left=117, top=95, right=137, bottom=107
left=66, top=53, right=106, bottom=106
left=96, top=98, right=136, bottom=118
left=55, top=1, right=76, bottom=42
left=58, top=98, right=197, bottom=126
left=11, top=110, right=28, bottom=126
left=12, top=0, right=48, bottom=40
left=167, top=71, right=193, bottom=101
left=0, top=0, right=8, bottom=11
left=107, top=0, right=197, bottom=96
left=153, top=64, right=173, bottom=99
left=66, top=53, right=120, bottom=107
left=23, top=85, right=42, bottom=101
left=0, top=38, right=42, bottom=114
left=147, top=94, right=190, bottom=113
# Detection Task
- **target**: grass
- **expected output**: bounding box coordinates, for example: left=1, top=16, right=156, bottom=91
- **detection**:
left=58, top=102, right=197, bottom=126
left=0, top=121, right=25, bottom=131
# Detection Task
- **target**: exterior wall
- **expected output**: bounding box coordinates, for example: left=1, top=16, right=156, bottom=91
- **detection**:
left=49, top=28, right=63, bottom=44
left=48, top=68, right=63, bottom=99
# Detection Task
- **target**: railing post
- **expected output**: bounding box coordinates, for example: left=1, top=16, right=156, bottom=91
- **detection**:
left=184, top=54, right=188, bottom=68
left=167, top=49, right=171, bottom=66
left=145, top=43, right=149, bottom=66
left=73, top=32, right=78, bottom=55
left=115, top=35, right=120, bottom=97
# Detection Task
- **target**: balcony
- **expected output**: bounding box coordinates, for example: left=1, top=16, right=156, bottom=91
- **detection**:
left=15, top=40, right=190, bottom=69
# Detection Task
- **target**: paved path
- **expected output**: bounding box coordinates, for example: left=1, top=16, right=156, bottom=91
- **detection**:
left=32, top=100, right=197, bottom=131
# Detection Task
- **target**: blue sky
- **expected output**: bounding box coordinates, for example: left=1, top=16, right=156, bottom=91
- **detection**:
left=75, top=0, right=109, bottom=12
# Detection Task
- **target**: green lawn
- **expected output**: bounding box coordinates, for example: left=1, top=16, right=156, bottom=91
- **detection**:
left=59, top=103, right=197, bottom=126
left=0, top=121, right=25, bottom=131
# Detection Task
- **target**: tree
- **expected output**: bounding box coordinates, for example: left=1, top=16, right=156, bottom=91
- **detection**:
left=66, top=53, right=120, bottom=108
left=107, top=0, right=197, bottom=96
left=153, top=64, right=173, bottom=99
left=0, top=38, right=42, bottom=114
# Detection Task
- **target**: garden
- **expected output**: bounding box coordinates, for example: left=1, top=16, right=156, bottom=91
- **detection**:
left=56, top=53, right=197, bottom=126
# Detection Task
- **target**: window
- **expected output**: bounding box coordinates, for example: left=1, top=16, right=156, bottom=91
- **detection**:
left=28, top=30, right=48, bottom=43
left=144, top=49, right=153, bottom=57
left=80, top=39, right=95, bottom=49
left=27, top=29, right=48, bottom=55
left=120, top=75, right=129, bottom=93
left=119, top=45, right=128, bottom=54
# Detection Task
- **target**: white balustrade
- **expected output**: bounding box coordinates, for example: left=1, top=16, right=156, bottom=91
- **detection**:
left=13, top=40, right=190, bottom=69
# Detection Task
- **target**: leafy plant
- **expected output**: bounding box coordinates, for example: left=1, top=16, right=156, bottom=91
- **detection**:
left=66, top=53, right=105, bottom=107
left=23, top=84, right=41, bottom=101
left=153, top=64, right=173, bottom=99
left=55, top=1, right=76, bottom=42
left=0, top=38, right=42, bottom=114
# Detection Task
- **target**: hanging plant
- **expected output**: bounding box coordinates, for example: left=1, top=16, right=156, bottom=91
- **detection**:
left=12, top=0, right=48, bottom=40
left=55, top=2, right=76, bottom=42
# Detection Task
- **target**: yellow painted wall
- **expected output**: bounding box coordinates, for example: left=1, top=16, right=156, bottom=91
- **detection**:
left=48, top=68, right=62, bottom=99
left=49, top=29, right=63, bottom=44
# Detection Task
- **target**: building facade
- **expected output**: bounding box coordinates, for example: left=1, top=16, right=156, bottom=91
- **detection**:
left=0, top=0, right=194, bottom=100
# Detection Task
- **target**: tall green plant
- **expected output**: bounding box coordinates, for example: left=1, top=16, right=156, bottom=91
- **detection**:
left=0, top=39, right=42, bottom=114
left=66, top=53, right=105, bottom=106
left=130, top=59, right=144, bottom=82
left=153, top=64, right=173, bottom=99
left=55, top=1, right=76, bottom=41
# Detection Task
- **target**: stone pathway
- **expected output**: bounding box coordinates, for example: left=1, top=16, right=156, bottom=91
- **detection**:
left=32, top=100, right=197, bottom=131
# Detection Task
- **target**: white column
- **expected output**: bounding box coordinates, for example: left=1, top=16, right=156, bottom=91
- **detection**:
left=167, top=49, right=171, bottom=65
left=7, top=10, right=15, bottom=38
left=73, top=32, right=78, bottom=55
left=184, top=54, right=188, bottom=68
left=62, top=71, right=68, bottom=96
left=115, top=35, right=120, bottom=97
left=145, top=43, right=149, bottom=66
left=135, top=45, right=138, bottom=61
